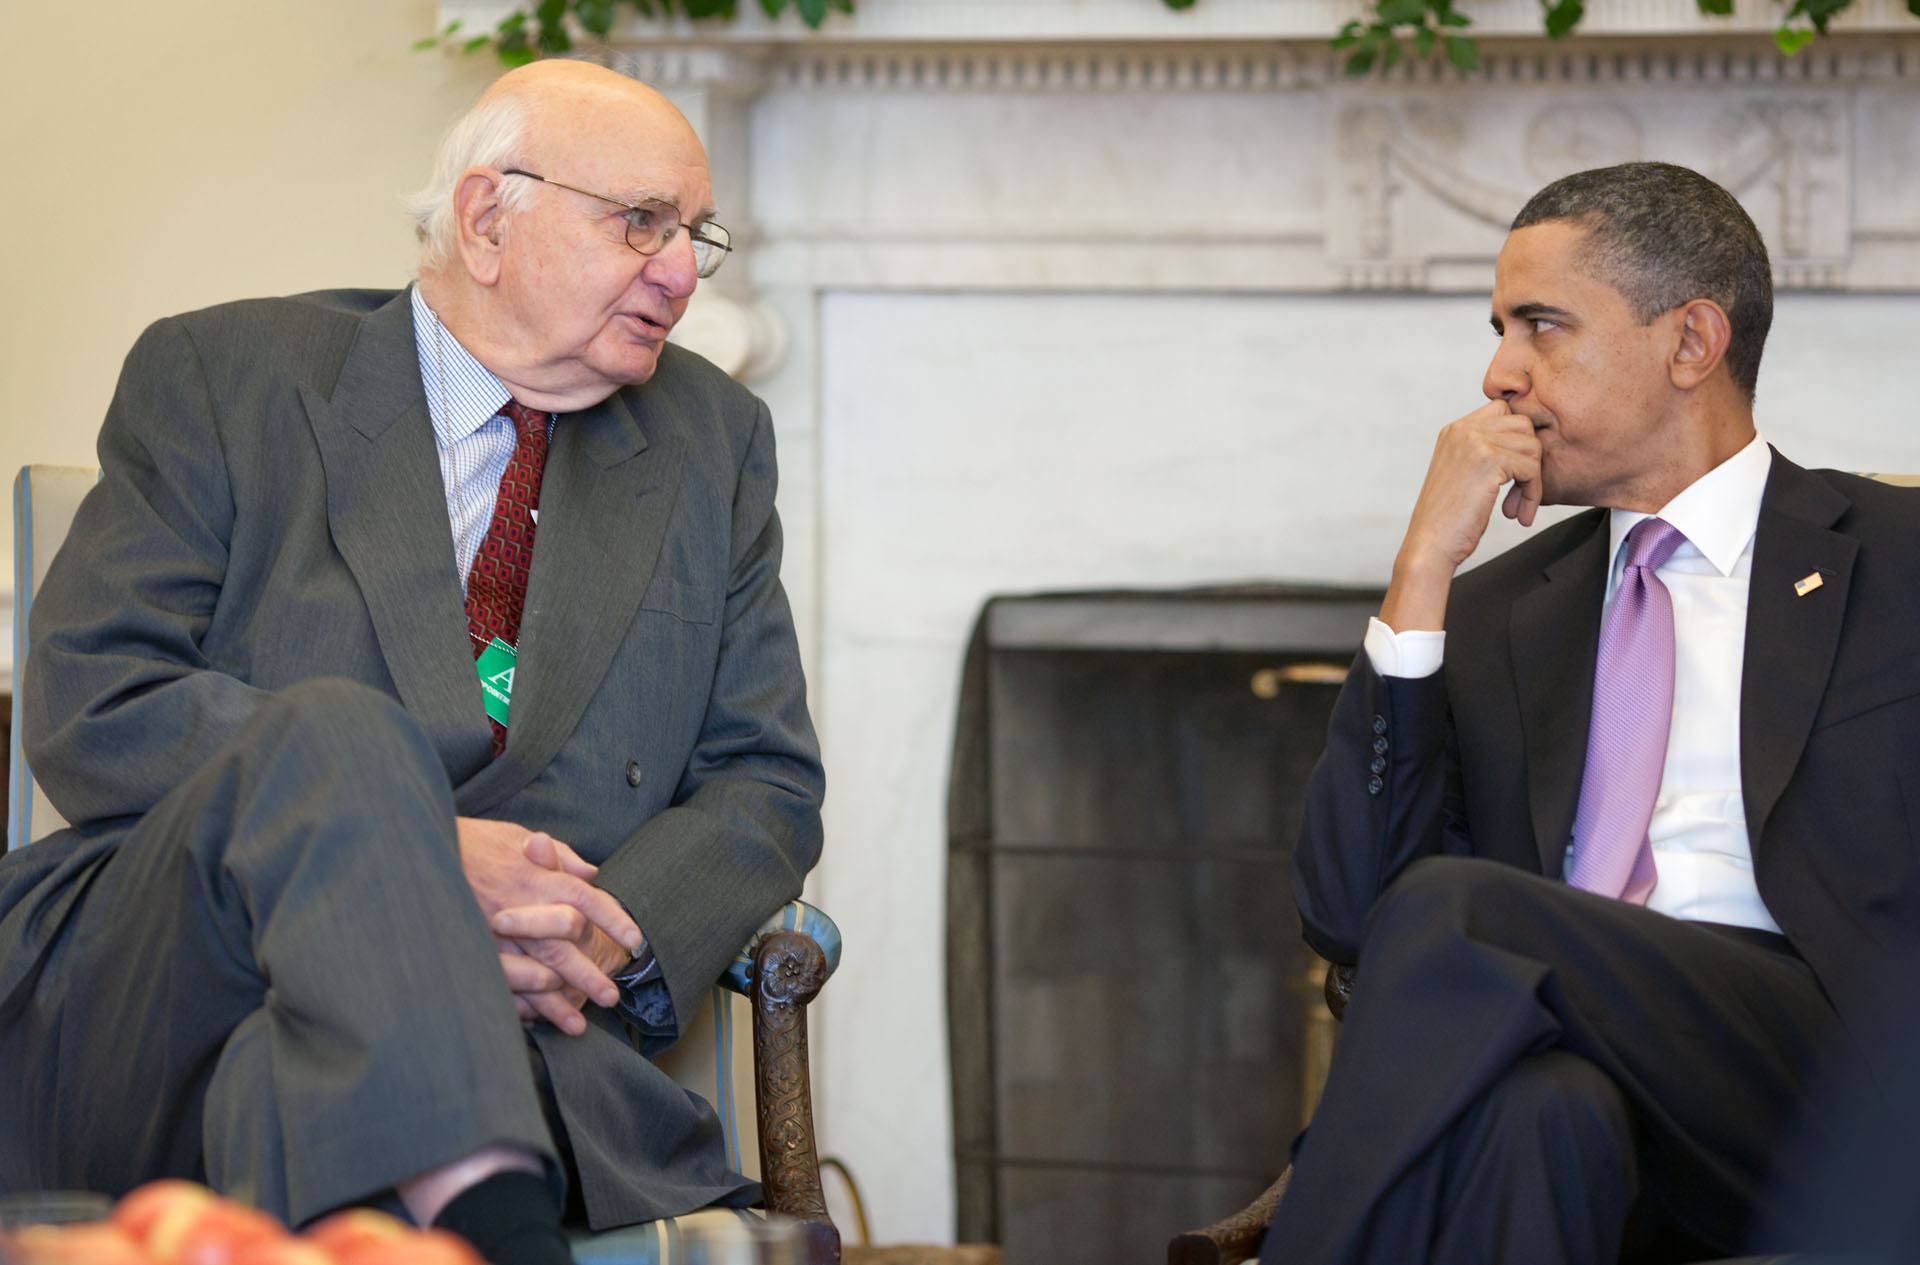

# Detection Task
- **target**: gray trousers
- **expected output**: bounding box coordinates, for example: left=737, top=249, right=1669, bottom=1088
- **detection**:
left=0, top=679, right=555, bottom=1224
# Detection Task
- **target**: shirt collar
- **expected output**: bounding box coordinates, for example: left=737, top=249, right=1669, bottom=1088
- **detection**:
left=1607, top=432, right=1772, bottom=583
left=410, top=284, right=512, bottom=448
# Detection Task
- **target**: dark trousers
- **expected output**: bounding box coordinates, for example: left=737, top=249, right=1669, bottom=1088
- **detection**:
left=0, top=679, right=554, bottom=1225
left=1262, top=856, right=1841, bottom=1265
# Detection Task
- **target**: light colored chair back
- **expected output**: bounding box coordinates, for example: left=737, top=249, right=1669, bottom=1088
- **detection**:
left=5, top=463, right=763, bottom=1174
left=654, top=988, right=762, bottom=1180
left=10, top=465, right=96, bottom=849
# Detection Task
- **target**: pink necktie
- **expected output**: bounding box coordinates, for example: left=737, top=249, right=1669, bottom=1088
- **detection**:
left=464, top=401, right=550, bottom=757
left=1565, top=517, right=1687, bottom=904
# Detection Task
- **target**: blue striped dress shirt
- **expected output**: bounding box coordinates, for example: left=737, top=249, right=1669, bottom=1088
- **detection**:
left=406, top=285, right=669, bottom=1032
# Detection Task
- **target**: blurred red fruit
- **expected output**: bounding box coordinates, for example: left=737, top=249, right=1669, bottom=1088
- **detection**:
left=10, top=1223, right=149, bottom=1265
left=324, top=1229, right=482, bottom=1265
left=111, top=1182, right=215, bottom=1254
left=172, top=1202, right=285, bottom=1265
left=297, top=1210, right=408, bottom=1262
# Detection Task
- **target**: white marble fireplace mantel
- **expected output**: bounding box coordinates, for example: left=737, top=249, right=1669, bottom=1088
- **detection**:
left=439, top=0, right=1920, bottom=1246
left=443, top=0, right=1920, bottom=300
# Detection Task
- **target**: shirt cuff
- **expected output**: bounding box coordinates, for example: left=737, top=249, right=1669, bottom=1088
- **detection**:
left=1364, top=616, right=1446, bottom=679
left=613, top=944, right=677, bottom=1040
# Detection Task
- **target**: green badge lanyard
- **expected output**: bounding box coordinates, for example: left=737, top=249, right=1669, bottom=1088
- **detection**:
left=475, top=637, right=517, bottom=727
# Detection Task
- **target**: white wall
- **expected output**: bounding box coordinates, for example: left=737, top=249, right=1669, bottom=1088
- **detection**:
left=1, top=1, right=498, bottom=509
left=810, top=288, right=1920, bottom=1244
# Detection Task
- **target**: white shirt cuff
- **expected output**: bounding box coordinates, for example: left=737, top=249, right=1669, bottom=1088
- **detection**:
left=1364, top=616, right=1446, bottom=679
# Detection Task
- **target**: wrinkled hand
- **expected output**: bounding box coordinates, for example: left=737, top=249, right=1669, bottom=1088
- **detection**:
left=1380, top=401, right=1542, bottom=633
left=457, top=817, right=641, bottom=1036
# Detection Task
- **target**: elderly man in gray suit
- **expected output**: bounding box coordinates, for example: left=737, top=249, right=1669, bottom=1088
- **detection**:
left=0, top=59, right=822, bottom=1265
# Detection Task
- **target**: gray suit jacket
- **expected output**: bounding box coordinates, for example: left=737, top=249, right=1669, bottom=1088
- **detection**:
left=0, top=287, right=824, bottom=1225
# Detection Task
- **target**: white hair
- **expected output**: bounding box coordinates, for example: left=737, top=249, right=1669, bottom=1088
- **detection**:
left=402, top=92, right=538, bottom=272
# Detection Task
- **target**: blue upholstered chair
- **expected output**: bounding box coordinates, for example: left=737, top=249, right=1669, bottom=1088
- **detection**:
left=8, top=465, right=843, bottom=1265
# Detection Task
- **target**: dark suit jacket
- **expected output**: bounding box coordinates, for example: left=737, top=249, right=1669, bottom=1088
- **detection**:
left=1293, top=451, right=1920, bottom=1053
left=0, top=288, right=824, bottom=1225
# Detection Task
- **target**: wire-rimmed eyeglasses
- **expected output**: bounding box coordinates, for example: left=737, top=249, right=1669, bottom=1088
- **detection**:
left=502, top=168, right=733, bottom=279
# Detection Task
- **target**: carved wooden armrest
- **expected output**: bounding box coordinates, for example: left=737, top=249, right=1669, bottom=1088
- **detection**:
left=1167, top=1169, right=1292, bottom=1265
left=1166, top=960, right=1356, bottom=1265
left=1323, top=961, right=1356, bottom=1022
left=750, top=929, right=841, bottom=1265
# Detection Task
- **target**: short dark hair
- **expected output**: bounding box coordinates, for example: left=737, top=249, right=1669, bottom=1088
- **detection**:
left=1512, top=161, right=1773, bottom=402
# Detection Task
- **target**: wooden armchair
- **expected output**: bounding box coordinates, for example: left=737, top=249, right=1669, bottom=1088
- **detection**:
left=1167, top=962, right=1353, bottom=1265
left=9, top=465, right=842, bottom=1265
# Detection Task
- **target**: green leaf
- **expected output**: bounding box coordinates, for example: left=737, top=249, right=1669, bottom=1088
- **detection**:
left=1773, top=23, right=1818, bottom=52
left=758, top=0, right=784, bottom=15
left=796, top=0, right=828, bottom=24
left=1377, top=0, right=1427, bottom=25
left=1788, top=0, right=1851, bottom=31
left=536, top=21, right=572, bottom=53
left=1381, top=38, right=1404, bottom=68
left=1437, top=8, right=1471, bottom=26
left=575, top=0, right=615, bottom=35
left=1910, top=0, right=1920, bottom=19
left=495, top=14, right=531, bottom=65
left=1162, top=0, right=1199, bottom=9
left=1443, top=32, right=1480, bottom=71
left=463, top=34, right=493, bottom=53
left=417, top=16, right=462, bottom=46
left=535, top=0, right=567, bottom=23
left=1695, top=0, right=1734, bottom=13
left=1541, top=0, right=1584, bottom=38
left=1343, top=44, right=1379, bottom=75
left=1414, top=24, right=1436, bottom=56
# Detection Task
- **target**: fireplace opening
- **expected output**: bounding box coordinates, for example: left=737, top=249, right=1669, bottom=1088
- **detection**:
left=947, top=585, right=1382, bottom=1262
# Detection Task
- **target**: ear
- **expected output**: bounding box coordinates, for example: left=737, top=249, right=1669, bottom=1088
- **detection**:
left=451, top=167, right=510, bottom=287
left=1668, top=298, right=1732, bottom=391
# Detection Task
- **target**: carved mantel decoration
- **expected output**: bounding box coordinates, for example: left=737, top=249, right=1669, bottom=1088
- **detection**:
left=444, top=0, right=1920, bottom=322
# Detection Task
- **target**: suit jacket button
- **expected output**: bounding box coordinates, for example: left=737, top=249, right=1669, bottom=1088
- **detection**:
left=1368, top=775, right=1384, bottom=796
left=626, top=761, right=644, bottom=787
left=1372, top=736, right=1389, bottom=755
left=1371, top=714, right=1388, bottom=735
left=1370, top=755, right=1387, bottom=775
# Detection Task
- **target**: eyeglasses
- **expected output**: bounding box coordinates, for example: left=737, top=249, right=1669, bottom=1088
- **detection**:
left=501, top=168, right=733, bottom=279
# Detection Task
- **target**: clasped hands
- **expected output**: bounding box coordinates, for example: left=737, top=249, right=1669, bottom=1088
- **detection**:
left=456, top=816, right=642, bottom=1036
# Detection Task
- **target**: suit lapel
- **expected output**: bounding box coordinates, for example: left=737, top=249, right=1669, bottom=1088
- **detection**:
left=1741, top=451, right=1855, bottom=848
left=1511, top=511, right=1610, bottom=874
left=455, top=387, right=684, bottom=815
left=303, top=292, right=495, bottom=785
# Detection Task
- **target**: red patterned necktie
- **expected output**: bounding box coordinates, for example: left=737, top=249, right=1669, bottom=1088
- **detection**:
left=465, top=400, right=551, bottom=756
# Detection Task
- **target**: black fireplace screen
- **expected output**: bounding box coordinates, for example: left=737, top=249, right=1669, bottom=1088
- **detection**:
left=947, top=586, right=1382, bottom=1263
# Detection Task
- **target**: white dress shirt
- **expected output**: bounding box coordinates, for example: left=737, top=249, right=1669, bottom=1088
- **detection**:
left=1366, top=433, right=1781, bottom=932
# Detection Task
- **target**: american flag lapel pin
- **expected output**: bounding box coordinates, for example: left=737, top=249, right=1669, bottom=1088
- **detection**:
left=1794, top=571, right=1824, bottom=597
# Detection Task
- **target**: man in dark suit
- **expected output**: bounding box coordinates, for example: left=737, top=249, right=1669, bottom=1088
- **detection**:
left=1267, top=162, right=1920, bottom=1264
left=0, top=60, right=822, bottom=1265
